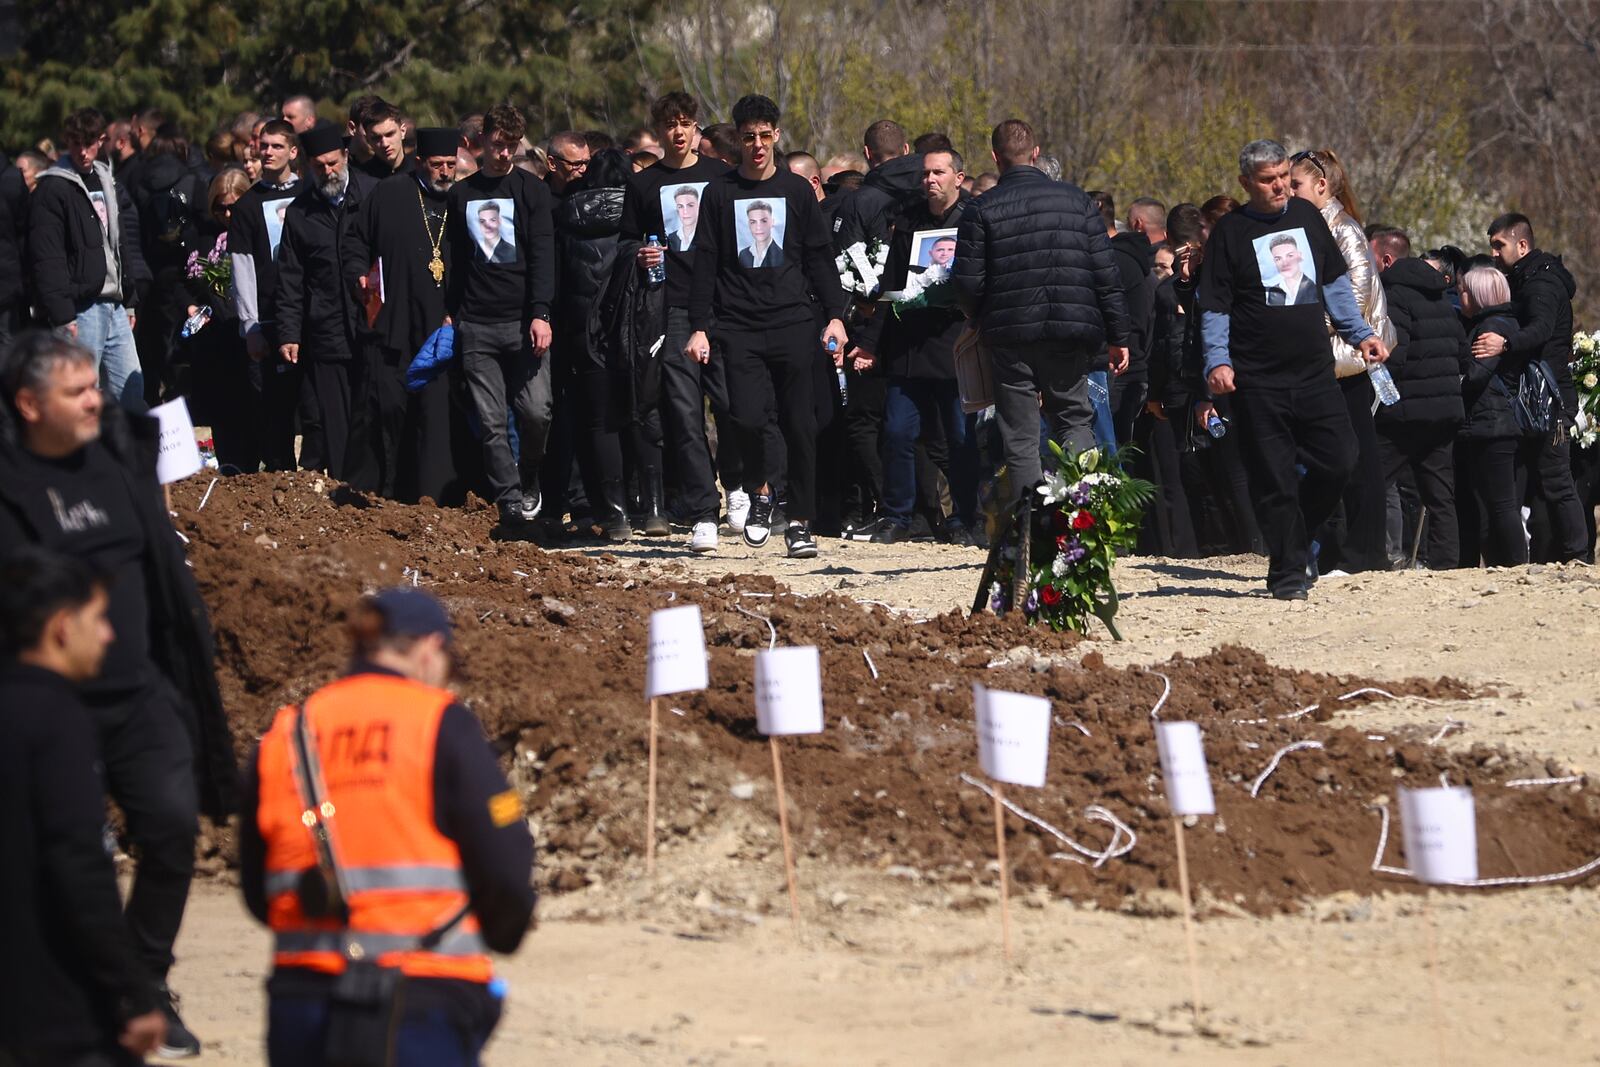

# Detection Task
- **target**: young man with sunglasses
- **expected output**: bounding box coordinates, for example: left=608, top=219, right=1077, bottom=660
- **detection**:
left=686, top=94, right=849, bottom=558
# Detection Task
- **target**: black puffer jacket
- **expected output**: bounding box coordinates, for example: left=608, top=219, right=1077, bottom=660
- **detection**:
left=1378, top=258, right=1465, bottom=428
left=555, top=184, right=626, bottom=371
left=130, top=153, right=209, bottom=282
left=953, top=166, right=1130, bottom=353
left=1108, top=231, right=1156, bottom=379
left=1506, top=250, right=1578, bottom=414
left=831, top=152, right=924, bottom=252
left=1459, top=303, right=1523, bottom=441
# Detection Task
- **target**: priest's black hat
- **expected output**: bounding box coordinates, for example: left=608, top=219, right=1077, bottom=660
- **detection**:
left=416, top=127, right=459, bottom=159
left=299, top=120, right=346, bottom=158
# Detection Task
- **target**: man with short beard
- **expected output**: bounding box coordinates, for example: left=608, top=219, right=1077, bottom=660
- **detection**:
left=353, top=96, right=411, bottom=180
left=228, top=118, right=303, bottom=471
left=274, top=121, right=379, bottom=479
left=346, top=128, right=466, bottom=502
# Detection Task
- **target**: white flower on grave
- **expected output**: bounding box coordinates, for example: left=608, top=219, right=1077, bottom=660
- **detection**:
left=1037, top=471, right=1070, bottom=506
left=1584, top=372, right=1598, bottom=390
left=1081, top=447, right=1100, bottom=473
left=1051, top=554, right=1070, bottom=578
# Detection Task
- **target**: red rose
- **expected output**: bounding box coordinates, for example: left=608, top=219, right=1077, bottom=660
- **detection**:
left=1071, top=509, right=1096, bottom=531
left=1039, top=584, right=1062, bottom=606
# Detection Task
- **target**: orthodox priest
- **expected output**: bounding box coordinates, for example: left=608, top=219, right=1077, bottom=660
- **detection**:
left=347, top=127, right=473, bottom=502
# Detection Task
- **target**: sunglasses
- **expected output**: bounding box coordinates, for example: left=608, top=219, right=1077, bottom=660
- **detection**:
left=1291, top=150, right=1326, bottom=176
left=740, top=129, right=778, bottom=146
left=552, top=155, right=589, bottom=169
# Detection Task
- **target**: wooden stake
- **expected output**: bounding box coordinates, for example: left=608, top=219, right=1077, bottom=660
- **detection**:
left=646, top=696, right=659, bottom=877
left=770, top=737, right=801, bottom=929
left=1425, top=890, right=1446, bottom=1067
left=992, top=784, right=1012, bottom=961
left=1173, top=816, right=1204, bottom=1025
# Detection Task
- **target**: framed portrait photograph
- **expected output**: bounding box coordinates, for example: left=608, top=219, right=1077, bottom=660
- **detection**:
left=466, top=198, right=517, bottom=265
left=911, top=227, right=959, bottom=271
left=734, top=197, right=786, bottom=269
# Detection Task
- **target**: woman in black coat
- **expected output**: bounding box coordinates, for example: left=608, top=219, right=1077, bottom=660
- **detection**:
left=1457, top=265, right=1530, bottom=566
left=550, top=148, right=666, bottom=541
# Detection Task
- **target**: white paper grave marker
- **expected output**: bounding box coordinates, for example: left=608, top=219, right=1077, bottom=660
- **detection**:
left=972, top=684, right=1053, bottom=960
left=646, top=605, right=709, bottom=698
left=755, top=646, right=824, bottom=736
left=1400, top=786, right=1476, bottom=1067
left=1156, top=721, right=1216, bottom=816
left=151, top=397, right=204, bottom=485
left=1154, top=720, right=1215, bottom=1024
left=643, top=606, right=709, bottom=877
left=754, top=646, right=824, bottom=928
left=1399, top=786, right=1478, bottom=885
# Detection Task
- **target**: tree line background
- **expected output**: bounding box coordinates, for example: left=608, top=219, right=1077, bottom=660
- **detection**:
left=3, top=0, right=1597, bottom=319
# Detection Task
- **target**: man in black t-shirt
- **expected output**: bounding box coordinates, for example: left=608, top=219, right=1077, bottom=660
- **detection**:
left=686, top=94, right=849, bottom=559
left=620, top=92, right=734, bottom=553
left=1194, top=139, right=1389, bottom=600
left=444, top=104, right=556, bottom=534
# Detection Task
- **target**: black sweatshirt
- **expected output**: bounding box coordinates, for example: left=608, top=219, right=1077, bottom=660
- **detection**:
left=687, top=167, right=848, bottom=334
left=444, top=168, right=555, bottom=325
left=0, top=664, right=161, bottom=1063
left=619, top=155, right=729, bottom=310
left=239, top=667, right=537, bottom=1011
left=227, top=178, right=301, bottom=338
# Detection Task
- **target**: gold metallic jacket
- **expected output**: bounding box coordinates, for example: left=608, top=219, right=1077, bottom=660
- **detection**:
left=1321, top=199, right=1396, bottom=378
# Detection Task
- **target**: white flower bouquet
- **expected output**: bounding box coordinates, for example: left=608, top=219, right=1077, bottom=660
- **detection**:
left=1571, top=329, right=1600, bottom=449
left=836, top=240, right=890, bottom=299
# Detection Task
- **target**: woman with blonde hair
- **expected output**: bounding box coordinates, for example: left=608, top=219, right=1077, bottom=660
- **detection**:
left=1289, top=147, right=1395, bottom=573
left=1457, top=265, right=1529, bottom=564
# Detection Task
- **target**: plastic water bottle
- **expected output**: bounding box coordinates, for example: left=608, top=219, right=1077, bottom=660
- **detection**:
left=1367, top=361, right=1401, bottom=406
left=1205, top=411, right=1227, bottom=439
left=180, top=306, right=212, bottom=338
left=645, top=236, right=666, bottom=287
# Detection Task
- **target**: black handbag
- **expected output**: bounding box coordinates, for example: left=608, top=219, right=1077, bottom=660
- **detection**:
left=1511, top=359, right=1563, bottom=438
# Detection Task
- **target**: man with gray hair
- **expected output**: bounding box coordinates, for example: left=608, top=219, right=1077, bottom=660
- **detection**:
left=1194, top=139, right=1389, bottom=600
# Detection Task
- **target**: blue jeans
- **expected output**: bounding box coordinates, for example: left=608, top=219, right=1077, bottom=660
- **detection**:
left=70, top=301, right=146, bottom=412
left=1084, top=370, right=1116, bottom=452
left=267, top=994, right=498, bottom=1067
left=882, top=378, right=975, bottom=528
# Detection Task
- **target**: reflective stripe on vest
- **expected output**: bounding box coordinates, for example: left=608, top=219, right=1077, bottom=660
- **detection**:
left=274, top=928, right=489, bottom=959
left=262, top=864, right=470, bottom=900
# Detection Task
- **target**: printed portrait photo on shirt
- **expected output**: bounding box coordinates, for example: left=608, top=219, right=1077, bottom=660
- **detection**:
left=660, top=182, right=707, bottom=252
left=734, top=197, right=786, bottom=269
left=1252, top=228, right=1318, bottom=307
left=910, top=227, right=958, bottom=271
left=265, top=200, right=288, bottom=260
left=466, top=198, right=517, bottom=264
left=88, top=190, right=108, bottom=232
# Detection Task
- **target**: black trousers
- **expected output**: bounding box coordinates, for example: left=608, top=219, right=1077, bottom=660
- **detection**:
left=258, top=327, right=303, bottom=473
left=1135, top=407, right=1199, bottom=557
left=1109, top=375, right=1148, bottom=448
left=659, top=307, right=724, bottom=524
left=86, top=683, right=198, bottom=982
left=1528, top=432, right=1589, bottom=561
left=299, top=358, right=353, bottom=479
left=843, top=367, right=886, bottom=520
left=1377, top=421, right=1460, bottom=569
left=344, top=343, right=409, bottom=497
left=1231, top=377, right=1357, bottom=594
left=1314, top=372, right=1390, bottom=574
left=721, top=326, right=819, bottom=521
left=1461, top=435, right=1529, bottom=566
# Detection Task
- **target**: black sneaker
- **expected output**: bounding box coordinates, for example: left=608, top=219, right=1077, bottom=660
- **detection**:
left=843, top=515, right=880, bottom=542
left=157, top=984, right=202, bottom=1058
left=870, top=521, right=912, bottom=545
left=520, top=489, right=542, bottom=523
left=943, top=522, right=981, bottom=548
left=785, top=521, right=819, bottom=558
left=744, top=493, right=774, bottom=547
left=1272, top=585, right=1309, bottom=601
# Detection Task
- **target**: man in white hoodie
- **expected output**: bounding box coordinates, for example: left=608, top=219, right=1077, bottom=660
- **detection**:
left=26, top=107, right=150, bottom=411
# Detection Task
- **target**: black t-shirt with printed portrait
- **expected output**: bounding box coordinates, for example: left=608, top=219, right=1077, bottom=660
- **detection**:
left=686, top=168, right=847, bottom=334
left=619, top=156, right=729, bottom=310
left=1195, top=197, right=1347, bottom=388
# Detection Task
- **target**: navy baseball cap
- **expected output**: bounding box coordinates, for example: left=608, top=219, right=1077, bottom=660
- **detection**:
left=367, top=588, right=453, bottom=645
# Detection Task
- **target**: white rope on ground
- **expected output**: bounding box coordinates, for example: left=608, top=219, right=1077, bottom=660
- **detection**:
left=666, top=591, right=676, bottom=602
left=1248, top=741, right=1325, bottom=797
left=1428, top=719, right=1465, bottom=745
left=1231, top=686, right=1446, bottom=726
left=1368, top=803, right=1600, bottom=887
left=1506, top=775, right=1584, bottom=788
left=1054, top=717, right=1091, bottom=737
left=1279, top=703, right=1321, bottom=721
left=1339, top=686, right=1443, bottom=706
left=732, top=603, right=776, bottom=649
left=863, top=649, right=879, bottom=680
left=958, top=772, right=1136, bottom=867
left=173, top=529, right=190, bottom=544
left=738, top=591, right=774, bottom=598
left=1146, top=671, right=1172, bottom=721
left=197, top=477, right=219, bottom=511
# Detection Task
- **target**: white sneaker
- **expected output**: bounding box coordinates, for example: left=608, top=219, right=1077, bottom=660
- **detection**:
left=725, top=489, right=751, bottom=533
left=689, top=521, right=718, bottom=554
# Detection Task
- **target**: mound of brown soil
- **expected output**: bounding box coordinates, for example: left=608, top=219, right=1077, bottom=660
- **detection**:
left=176, top=473, right=1600, bottom=912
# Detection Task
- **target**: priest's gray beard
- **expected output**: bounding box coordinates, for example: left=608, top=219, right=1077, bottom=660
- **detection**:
left=319, top=169, right=349, bottom=201
left=428, top=177, right=455, bottom=195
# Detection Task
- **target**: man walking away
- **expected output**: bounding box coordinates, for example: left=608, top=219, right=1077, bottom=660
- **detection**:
left=1470, top=212, right=1589, bottom=562
left=0, top=331, right=239, bottom=1057
left=0, top=547, right=169, bottom=1067
left=445, top=104, right=557, bottom=536
left=28, top=107, right=151, bottom=412
left=1193, top=139, right=1389, bottom=600
left=953, top=119, right=1131, bottom=500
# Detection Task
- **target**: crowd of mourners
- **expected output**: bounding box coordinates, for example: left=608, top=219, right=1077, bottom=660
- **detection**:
left=0, top=90, right=1595, bottom=576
